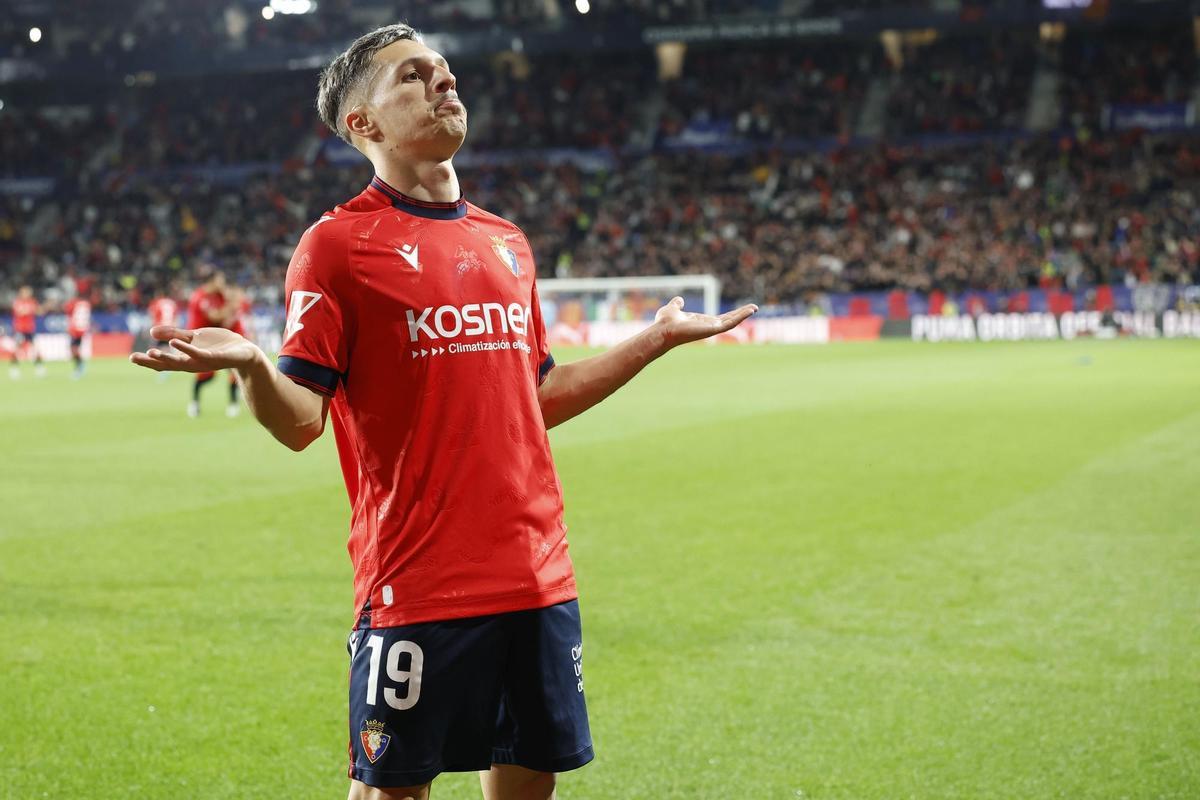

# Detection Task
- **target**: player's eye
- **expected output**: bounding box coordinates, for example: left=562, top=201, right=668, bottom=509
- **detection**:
left=404, top=71, right=420, bottom=81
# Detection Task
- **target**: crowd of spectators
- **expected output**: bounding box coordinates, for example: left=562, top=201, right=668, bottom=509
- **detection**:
left=1053, top=27, right=1196, bottom=131
left=658, top=42, right=879, bottom=143
left=5, top=131, right=1199, bottom=313
left=883, top=32, right=1040, bottom=136
left=462, top=52, right=657, bottom=151
left=2, top=23, right=1199, bottom=314
left=523, top=134, right=1200, bottom=304
left=15, top=20, right=1192, bottom=181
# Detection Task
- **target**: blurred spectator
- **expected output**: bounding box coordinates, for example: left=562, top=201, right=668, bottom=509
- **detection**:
left=884, top=32, right=1040, bottom=136
left=1053, top=26, right=1196, bottom=131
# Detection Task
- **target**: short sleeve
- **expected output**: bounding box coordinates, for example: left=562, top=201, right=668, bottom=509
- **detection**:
left=530, top=279, right=555, bottom=386
left=277, top=221, right=353, bottom=397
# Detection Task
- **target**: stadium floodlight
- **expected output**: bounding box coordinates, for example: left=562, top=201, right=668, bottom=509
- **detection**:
left=28, top=27, right=42, bottom=43
left=261, top=6, right=275, bottom=20
left=576, top=0, right=590, bottom=14
left=270, top=0, right=315, bottom=14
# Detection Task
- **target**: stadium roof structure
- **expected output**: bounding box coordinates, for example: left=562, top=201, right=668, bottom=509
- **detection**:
left=0, top=0, right=1192, bottom=83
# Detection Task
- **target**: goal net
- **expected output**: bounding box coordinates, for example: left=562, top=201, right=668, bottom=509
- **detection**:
left=537, top=275, right=721, bottom=347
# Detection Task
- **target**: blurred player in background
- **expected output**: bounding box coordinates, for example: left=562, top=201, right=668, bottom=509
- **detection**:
left=132, top=23, right=757, bottom=800
left=9, top=285, right=45, bottom=380
left=185, top=270, right=237, bottom=417
left=222, top=287, right=253, bottom=417
left=64, top=294, right=91, bottom=379
left=148, top=284, right=181, bottom=382
left=148, top=284, right=180, bottom=338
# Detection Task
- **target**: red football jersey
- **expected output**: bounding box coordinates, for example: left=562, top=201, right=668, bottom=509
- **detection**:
left=12, top=297, right=37, bottom=334
left=228, top=296, right=252, bottom=337
left=65, top=298, right=91, bottom=338
left=278, top=177, right=574, bottom=628
left=148, top=297, right=179, bottom=329
left=188, top=288, right=226, bottom=328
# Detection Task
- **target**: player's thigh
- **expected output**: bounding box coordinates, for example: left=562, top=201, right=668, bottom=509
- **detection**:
left=492, top=599, right=593, bottom=773
left=347, top=778, right=430, bottom=800
left=479, top=764, right=556, bottom=800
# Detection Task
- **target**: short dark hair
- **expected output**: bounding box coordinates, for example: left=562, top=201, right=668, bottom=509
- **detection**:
left=317, top=23, right=422, bottom=145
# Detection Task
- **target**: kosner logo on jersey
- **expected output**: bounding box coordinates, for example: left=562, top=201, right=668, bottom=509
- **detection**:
left=405, top=302, right=531, bottom=342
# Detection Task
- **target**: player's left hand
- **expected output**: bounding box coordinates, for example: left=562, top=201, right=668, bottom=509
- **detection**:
left=654, top=296, right=758, bottom=348
left=129, top=325, right=260, bottom=373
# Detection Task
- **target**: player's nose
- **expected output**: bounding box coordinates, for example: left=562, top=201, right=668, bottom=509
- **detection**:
left=432, top=66, right=455, bottom=95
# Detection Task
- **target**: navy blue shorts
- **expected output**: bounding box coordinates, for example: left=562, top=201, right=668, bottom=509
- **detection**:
left=18, top=332, right=34, bottom=344
left=346, top=599, right=593, bottom=788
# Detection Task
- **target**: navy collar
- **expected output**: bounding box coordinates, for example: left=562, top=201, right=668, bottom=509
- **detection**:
left=370, top=176, right=467, bottom=220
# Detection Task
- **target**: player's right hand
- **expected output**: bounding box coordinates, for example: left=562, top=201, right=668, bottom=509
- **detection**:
left=129, top=325, right=260, bottom=373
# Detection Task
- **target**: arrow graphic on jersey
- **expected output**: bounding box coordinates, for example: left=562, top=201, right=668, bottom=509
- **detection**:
left=396, top=243, right=419, bottom=270
left=284, top=291, right=323, bottom=341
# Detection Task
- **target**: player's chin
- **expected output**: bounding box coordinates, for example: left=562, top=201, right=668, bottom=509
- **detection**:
left=436, top=117, right=468, bottom=141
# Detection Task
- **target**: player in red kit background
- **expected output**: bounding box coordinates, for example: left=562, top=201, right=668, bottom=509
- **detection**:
left=221, top=288, right=254, bottom=416
left=185, top=270, right=236, bottom=417
left=132, top=24, right=756, bottom=800
left=9, top=285, right=45, bottom=380
left=148, top=288, right=180, bottom=334
left=63, top=295, right=91, bottom=379
left=147, top=285, right=181, bottom=383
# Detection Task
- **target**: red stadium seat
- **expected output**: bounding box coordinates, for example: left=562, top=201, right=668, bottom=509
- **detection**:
left=1047, top=291, right=1074, bottom=315
left=928, top=290, right=945, bottom=316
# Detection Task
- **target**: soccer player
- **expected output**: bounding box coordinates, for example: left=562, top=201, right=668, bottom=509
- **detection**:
left=131, top=24, right=757, bottom=800
left=148, top=285, right=180, bottom=338
left=184, top=270, right=233, bottom=417
left=148, top=286, right=181, bottom=382
left=222, top=288, right=254, bottom=416
left=9, top=285, right=44, bottom=379
left=63, top=294, right=91, bottom=379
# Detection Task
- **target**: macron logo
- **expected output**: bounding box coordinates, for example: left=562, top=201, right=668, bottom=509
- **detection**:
left=284, top=291, right=323, bottom=341
left=396, top=243, right=419, bottom=270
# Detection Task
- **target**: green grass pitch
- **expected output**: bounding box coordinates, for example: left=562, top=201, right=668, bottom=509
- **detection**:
left=1, top=339, right=1198, bottom=799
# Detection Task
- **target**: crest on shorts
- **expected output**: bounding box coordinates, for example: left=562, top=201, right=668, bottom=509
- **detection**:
left=360, top=719, right=392, bottom=764
left=490, top=235, right=522, bottom=277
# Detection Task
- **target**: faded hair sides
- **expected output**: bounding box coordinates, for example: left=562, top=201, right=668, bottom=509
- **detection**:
left=316, top=23, right=421, bottom=145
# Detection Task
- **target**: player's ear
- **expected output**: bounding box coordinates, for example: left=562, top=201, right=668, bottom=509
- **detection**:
left=345, top=105, right=381, bottom=145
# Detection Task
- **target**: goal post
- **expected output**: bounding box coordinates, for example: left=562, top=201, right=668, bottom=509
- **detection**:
left=536, top=274, right=723, bottom=347
left=538, top=274, right=721, bottom=317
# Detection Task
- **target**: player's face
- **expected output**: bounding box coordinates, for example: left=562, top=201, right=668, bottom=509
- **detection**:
left=359, top=39, right=466, bottom=158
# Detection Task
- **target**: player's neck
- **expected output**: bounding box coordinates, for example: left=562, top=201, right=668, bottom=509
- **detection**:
left=373, top=158, right=461, bottom=204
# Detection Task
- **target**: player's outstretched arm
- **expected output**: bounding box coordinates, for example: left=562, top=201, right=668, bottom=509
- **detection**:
left=130, top=325, right=329, bottom=451
left=538, top=296, right=757, bottom=429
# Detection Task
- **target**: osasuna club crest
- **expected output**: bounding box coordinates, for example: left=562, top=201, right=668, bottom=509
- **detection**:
left=490, top=235, right=522, bottom=277
left=360, top=719, right=391, bottom=764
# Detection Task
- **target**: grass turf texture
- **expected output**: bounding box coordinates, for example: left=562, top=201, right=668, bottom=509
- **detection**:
left=1, top=339, right=1198, bottom=799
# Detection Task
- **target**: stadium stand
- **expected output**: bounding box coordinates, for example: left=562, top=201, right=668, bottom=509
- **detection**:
left=2, top=2, right=1199, bottom=318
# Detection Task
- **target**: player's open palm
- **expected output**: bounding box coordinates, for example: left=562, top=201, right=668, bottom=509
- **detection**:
left=130, top=326, right=258, bottom=373
left=654, top=296, right=758, bottom=347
